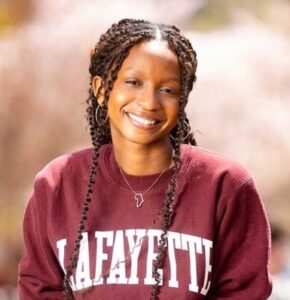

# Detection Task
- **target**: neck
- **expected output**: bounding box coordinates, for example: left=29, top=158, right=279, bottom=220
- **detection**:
left=113, top=139, right=174, bottom=176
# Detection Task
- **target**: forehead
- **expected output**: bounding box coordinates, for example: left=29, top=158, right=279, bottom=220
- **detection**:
left=134, top=39, right=176, bottom=57
left=120, top=40, right=180, bottom=72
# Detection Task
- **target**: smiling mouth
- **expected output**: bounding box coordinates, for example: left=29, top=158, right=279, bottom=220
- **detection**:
left=127, top=113, right=160, bottom=127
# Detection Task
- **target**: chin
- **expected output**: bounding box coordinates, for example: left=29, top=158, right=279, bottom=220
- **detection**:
left=126, top=134, right=171, bottom=147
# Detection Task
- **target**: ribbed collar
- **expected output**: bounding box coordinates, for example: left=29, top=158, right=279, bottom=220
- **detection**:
left=99, top=144, right=175, bottom=193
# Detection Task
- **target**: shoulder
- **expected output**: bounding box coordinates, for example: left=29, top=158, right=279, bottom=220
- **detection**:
left=180, top=144, right=252, bottom=194
left=180, top=144, right=249, bottom=176
left=34, top=147, right=94, bottom=190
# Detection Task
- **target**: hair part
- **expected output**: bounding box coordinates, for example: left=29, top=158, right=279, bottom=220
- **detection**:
left=63, top=18, right=198, bottom=299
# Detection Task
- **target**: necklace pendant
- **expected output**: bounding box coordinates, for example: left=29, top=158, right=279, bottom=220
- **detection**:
left=135, top=193, right=144, bottom=208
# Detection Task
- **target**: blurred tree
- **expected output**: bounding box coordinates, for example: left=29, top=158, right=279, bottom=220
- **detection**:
left=190, top=0, right=290, bottom=33
left=0, top=0, right=34, bottom=33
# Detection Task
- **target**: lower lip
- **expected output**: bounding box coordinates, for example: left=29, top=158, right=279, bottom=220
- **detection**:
left=126, top=113, right=160, bottom=130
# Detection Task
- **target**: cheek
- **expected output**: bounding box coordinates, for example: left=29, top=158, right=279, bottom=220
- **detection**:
left=107, top=92, right=124, bottom=116
left=108, top=86, right=132, bottom=107
left=167, top=102, right=180, bottom=121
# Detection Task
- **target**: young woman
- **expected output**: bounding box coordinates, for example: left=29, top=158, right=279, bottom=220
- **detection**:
left=18, top=19, right=272, bottom=299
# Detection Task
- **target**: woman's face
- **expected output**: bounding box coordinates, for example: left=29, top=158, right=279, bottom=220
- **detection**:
left=107, top=40, right=181, bottom=149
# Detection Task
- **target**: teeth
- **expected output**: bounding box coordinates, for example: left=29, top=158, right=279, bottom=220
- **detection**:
left=128, top=113, right=156, bottom=125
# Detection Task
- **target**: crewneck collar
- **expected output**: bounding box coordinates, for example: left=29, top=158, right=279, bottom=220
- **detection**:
left=99, top=144, right=174, bottom=192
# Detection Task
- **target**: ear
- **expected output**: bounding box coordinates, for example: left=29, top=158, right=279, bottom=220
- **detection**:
left=92, top=76, right=105, bottom=105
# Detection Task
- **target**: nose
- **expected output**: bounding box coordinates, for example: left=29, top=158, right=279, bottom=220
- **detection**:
left=136, top=85, right=161, bottom=111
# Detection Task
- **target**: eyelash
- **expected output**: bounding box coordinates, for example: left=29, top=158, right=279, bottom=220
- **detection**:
left=160, top=87, right=176, bottom=95
left=125, top=79, right=140, bottom=86
left=125, top=79, right=177, bottom=95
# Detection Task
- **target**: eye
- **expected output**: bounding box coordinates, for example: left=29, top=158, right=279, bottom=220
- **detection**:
left=160, top=87, right=177, bottom=95
left=125, top=79, right=140, bottom=86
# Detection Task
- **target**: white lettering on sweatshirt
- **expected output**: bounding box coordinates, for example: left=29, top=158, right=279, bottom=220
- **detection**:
left=56, top=229, right=212, bottom=295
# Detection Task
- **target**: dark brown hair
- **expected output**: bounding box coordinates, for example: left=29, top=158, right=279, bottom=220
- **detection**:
left=63, top=18, right=198, bottom=300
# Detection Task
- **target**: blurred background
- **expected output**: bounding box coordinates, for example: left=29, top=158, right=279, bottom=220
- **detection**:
left=0, top=0, right=289, bottom=299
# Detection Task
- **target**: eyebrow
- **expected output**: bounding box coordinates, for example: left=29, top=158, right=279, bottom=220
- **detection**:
left=165, top=78, right=180, bottom=83
left=122, top=69, right=180, bottom=84
left=124, top=70, right=179, bottom=79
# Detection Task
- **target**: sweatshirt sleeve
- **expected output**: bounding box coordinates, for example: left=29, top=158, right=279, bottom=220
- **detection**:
left=18, top=175, right=64, bottom=299
left=207, top=177, right=272, bottom=299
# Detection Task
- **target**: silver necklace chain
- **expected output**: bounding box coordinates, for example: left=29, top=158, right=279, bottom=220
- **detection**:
left=119, top=165, right=170, bottom=208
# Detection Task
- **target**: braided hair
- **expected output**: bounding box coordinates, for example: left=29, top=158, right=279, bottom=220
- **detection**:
left=63, top=18, right=198, bottom=300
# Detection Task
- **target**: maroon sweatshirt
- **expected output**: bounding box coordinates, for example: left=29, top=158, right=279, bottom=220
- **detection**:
left=18, top=144, right=272, bottom=299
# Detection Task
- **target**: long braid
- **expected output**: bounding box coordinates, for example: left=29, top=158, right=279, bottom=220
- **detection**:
left=151, top=113, right=187, bottom=299
left=63, top=121, right=106, bottom=299
left=63, top=18, right=198, bottom=299
left=151, top=138, right=181, bottom=299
